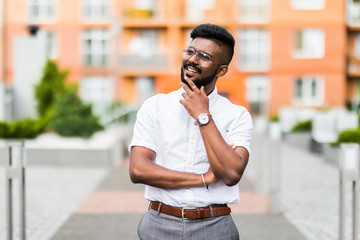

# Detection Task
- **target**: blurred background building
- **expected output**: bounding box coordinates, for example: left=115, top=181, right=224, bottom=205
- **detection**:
left=0, top=0, right=358, bottom=123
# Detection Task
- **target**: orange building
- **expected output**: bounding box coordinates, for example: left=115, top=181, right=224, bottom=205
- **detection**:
left=0, top=0, right=351, bottom=121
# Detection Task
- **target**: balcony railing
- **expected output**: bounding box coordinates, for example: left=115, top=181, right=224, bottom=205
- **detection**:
left=125, top=9, right=154, bottom=19
left=119, top=54, right=170, bottom=71
left=347, top=53, right=360, bottom=76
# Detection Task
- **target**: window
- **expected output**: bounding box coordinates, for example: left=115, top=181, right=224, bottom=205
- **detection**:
left=348, top=0, right=360, bottom=26
left=135, top=77, right=155, bottom=103
left=356, top=80, right=360, bottom=103
left=28, top=0, right=56, bottom=23
left=83, top=29, right=109, bottom=67
left=246, top=75, right=270, bottom=116
left=82, top=0, right=110, bottom=21
left=293, top=29, right=324, bottom=59
left=80, top=76, right=114, bottom=123
left=238, top=29, right=271, bottom=72
left=38, top=30, right=58, bottom=59
left=185, top=0, right=214, bottom=21
left=293, top=76, right=324, bottom=106
left=291, top=0, right=325, bottom=10
left=356, top=34, right=360, bottom=59
left=238, top=0, right=270, bottom=23
left=126, top=0, right=157, bottom=19
left=129, top=30, right=157, bottom=58
left=134, top=0, right=156, bottom=10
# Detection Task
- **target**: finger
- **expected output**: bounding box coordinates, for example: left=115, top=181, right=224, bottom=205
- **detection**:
left=180, top=82, right=191, bottom=94
left=181, top=92, right=190, bottom=100
left=183, top=78, right=199, bottom=92
left=229, top=143, right=236, bottom=150
left=179, top=99, right=185, bottom=106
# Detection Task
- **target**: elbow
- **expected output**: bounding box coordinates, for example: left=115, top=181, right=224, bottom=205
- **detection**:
left=222, top=172, right=242, bottom=187
left=129, top=167, right=143, bottom=184
left=223, top=178, right=240, bottom=187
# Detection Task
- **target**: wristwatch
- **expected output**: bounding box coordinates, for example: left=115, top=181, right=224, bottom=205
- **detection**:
left=196, top=113, right=212, bottom=126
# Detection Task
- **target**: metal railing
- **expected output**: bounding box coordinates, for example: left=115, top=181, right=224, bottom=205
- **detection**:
left=5, top=141, right=26, bottom=240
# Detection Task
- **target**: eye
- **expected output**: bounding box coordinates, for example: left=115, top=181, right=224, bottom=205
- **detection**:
left=185, top=47, right=195, bottom=55
left=198, top=52, right=212, bottom=61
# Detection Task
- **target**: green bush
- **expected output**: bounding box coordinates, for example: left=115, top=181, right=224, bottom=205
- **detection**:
left=35, top=60, right=67, bottom=117
left=50, top=85, right=103, bottom=138
left=291, top=119, right=312, bottom=132
left=270, top=115, right=279, bottom=122
left=0, top=118, right=46, bottom=139
left=332, top=129, right=360, bottom=146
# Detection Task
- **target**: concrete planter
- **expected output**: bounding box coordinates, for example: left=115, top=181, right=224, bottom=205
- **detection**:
left=322, top=144, right=340, bottom=166
left=0, top=124, right=133, bottom=168
left=283, top=132, right=311, bottom=150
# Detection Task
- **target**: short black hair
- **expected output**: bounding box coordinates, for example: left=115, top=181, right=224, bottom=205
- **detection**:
left=190, top=23, right=235, bottom=65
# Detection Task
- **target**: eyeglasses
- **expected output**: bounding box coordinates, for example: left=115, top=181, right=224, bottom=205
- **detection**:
left=182, top=46, right=218, bottom=68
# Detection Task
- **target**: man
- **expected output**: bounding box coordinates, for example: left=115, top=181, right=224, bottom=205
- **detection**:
left=129, top=23, right=253, bottom=240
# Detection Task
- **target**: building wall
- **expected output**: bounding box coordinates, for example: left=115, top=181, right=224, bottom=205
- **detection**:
left=270, top=0, right=346, bottom=116
left=1, top=0, right=349, bottom=121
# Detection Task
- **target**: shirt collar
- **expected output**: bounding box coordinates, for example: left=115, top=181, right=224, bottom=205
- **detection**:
left=178, top=86, right=219, bottom=105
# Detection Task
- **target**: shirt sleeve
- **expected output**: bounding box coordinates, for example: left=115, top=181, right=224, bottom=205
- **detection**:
left=226, top=108, right=253, bottom=155
left=128, top=97, right=158, bottom=155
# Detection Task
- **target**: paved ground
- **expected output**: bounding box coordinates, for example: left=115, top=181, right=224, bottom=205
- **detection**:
left=1, top=133, right=359, bottom=239
left=0, top=167, right=108, bottom=240
left=50, top=163, right=305, bottom=240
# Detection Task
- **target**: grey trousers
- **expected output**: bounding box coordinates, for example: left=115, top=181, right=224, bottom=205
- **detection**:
left=138, top=208, right=240, bottom=240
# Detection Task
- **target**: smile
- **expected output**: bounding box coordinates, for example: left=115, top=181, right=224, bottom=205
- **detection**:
left=184, top=64, right=201, bottom=74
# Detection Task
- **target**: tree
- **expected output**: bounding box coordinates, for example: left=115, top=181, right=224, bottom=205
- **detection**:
left=50, top=85, right=104, bottom=138
left=34, top=60, right=103, bottom=138
left=34, top=60, right=67, bottom=117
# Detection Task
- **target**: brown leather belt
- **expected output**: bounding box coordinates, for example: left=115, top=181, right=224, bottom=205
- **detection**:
left=149, top=201, right=231, bottom=219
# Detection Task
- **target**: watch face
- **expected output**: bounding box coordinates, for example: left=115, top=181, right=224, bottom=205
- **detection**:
left=199, top=114, right=209, bottom=124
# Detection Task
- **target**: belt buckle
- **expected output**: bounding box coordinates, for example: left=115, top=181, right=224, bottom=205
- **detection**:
left=182, top=206, right=196, bottom=219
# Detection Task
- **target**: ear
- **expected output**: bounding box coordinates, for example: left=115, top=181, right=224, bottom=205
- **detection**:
left=216, top=65, right=228, bottom=78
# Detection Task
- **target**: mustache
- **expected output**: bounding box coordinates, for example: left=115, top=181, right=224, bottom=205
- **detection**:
left=183, top=63, right=202, bottom=74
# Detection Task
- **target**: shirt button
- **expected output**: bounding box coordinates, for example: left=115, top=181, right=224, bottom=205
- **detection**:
left=188, top=160, right=193, bottom=165
left=191, top=136, right=195, bottom=140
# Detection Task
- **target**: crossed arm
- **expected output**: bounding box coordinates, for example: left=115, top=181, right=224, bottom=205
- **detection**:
left=129, top=80, right=249, bottom=189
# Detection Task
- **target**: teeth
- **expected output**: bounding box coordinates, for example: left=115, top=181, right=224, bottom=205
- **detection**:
left=187, top=67, right=197, bottom=73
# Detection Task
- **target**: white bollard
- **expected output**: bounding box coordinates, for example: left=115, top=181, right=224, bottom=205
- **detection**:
left=5, top=141, right=26, bottom=240
left=339, top=144, right=360, bottom=240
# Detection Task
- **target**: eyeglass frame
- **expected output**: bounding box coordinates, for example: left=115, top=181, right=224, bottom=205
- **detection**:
left=182, top=46, right=227, bottom=68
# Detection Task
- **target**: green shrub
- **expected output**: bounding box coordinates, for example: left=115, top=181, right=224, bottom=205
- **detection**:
left=50, top=85, right=103, bottom=138
left=270, top=115, right=279, bottom=122
left=291, top=119, right=312, bottom=132
left=332, top=129, right=360, bottom=146
left=0, top=118, right=46, bottom=139
left=34, top=60, right=67, bottom=117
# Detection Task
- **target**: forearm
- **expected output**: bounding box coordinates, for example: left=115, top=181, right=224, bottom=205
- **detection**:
left=199, top=121, right=248, bottom=186
left=129, top=147, right=204, bottom=189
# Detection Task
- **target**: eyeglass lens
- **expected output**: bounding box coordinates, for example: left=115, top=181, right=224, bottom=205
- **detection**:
left=183, top=47, right=212, bottom=67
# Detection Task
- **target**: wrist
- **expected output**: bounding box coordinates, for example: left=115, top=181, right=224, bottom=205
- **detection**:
left=195, top=113, right=212, bottom=126
left=201, top=173, right=209, bottom=190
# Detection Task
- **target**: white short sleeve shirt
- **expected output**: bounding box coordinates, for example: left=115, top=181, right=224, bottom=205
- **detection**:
left=129, top=87, right=253, bottom=208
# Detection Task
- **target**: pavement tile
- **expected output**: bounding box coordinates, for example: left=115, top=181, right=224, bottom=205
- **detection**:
left=75, top=190, right=270, bottom=214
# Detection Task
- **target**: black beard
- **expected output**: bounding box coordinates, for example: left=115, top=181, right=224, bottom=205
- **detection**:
left=181, top=65, right=218, bottom=90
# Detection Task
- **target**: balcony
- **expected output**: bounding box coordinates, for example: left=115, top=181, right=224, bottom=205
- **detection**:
left=347, top=3, right=360, bottom=27
left=125, top=9, right=154, bottom=19
left=347, top=53, right=360, bottom=76
left=119, top=54, right=170, bottom=73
